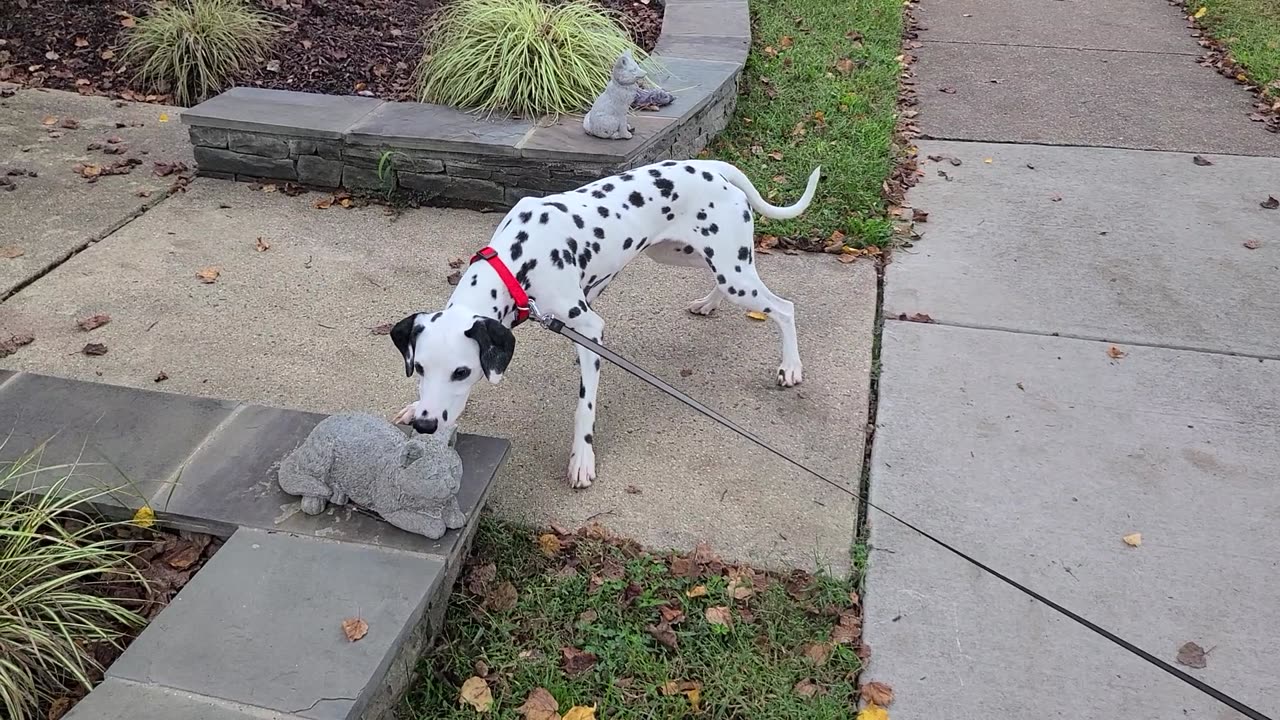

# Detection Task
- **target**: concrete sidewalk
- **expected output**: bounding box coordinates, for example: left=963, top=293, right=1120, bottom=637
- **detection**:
left=864, top=0, right=1280, bottom=717
left=0, top=178, right=875, bottom=576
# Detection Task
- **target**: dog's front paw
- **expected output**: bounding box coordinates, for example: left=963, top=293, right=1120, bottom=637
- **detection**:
left=687, top=294, right=720, bottom=316
left=567, top=446, right=596, bottom=490
left=777, top=362, right=804, bottom=387
left=392, top=402, right=416, bottom=425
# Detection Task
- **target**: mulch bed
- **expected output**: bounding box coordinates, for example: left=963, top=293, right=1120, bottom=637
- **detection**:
left=1, top=0, right=665, bottom=105
left=40, top=523, right=223, bottom=720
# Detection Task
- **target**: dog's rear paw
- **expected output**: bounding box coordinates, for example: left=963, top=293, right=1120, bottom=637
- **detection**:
left=686, top=295, right=720, bottom=316
left=567, top=447, right=596, bottom=489
left=777, top=363, right=803, bottom=387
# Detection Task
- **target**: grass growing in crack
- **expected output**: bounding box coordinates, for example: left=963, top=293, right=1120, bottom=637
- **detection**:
left=404, top=519, right=867, bottom=719
left=711, top=0, right=904, bottom=248
left=1190, top=0, right=1280, bottom=91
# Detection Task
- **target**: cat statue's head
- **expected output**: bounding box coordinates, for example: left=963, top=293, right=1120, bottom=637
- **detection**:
left=611, top=50, right=646, bottom=86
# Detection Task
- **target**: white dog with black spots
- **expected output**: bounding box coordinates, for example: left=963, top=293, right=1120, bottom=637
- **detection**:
left=391, top=159, right=821, bottom=489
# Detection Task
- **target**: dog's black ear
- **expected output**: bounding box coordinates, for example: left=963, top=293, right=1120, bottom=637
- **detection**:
left=390, top=314, right=422, bottom=378
left=464, top=318, right=516, bottom=384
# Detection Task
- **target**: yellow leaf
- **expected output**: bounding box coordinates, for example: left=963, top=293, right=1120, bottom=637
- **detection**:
left=516, top=687, right=558, bottom=720
left=686, top=688, right=701, bottom=712
left=746, top=311, right=768, bottom=321
left=459, top=676, right=493, bottom=712
left=131, top=505, right=155, bottom=528
left=1194, top=6, right=1207, bottom=18
left=537, top=533, right=561, bottom=558
left=686, top=584, right=708, bottom=597
left=341, top=617, right=368, bottom=641
left=562, top=706, right=596, bottom=720
left=1123, top=532, right=1142, bottom=547
left=158, top=112, right=169, bottom=122
left=858, top=702, right=890, bottom=720
left=983, top=158, right=993, bottom=164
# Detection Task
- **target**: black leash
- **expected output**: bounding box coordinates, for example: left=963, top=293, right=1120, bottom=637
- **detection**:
left=537, top=315, right=1272, bottom=720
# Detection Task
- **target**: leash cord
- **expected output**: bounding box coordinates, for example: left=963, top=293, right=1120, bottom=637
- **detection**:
left=541, top=318, right=1272, bottom=720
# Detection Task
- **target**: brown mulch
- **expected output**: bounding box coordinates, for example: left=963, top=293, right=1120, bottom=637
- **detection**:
left=1, top=0, right=666, bottom=105
left=39, top=523, right=223, bottom=720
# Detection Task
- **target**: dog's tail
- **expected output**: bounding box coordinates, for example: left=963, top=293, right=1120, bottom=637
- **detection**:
left=706, top=161, right=821, bottom=220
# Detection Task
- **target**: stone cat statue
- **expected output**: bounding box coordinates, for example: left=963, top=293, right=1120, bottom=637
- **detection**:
left=583, top=50, right=646, bottom=140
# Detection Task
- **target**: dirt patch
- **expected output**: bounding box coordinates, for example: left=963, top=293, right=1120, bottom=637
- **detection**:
left=1, top=0, right=666, bottom=104
left=41, top=523, right=223, bottom=720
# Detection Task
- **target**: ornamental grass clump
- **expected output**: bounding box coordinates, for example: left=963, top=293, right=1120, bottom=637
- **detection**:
left=418, top=0, right=647, bottom=117
left=0, top=458, right=148, bottom=720
left=122, top=0, right=278, bottom=106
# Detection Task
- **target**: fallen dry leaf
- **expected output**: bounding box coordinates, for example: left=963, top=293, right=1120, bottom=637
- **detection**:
left=82, top=342, right=108, bottom=356
left=686, top=585, right=708, bottom=598
left=314, top=196, right=333, bottom=209
left=577, top=609, right=598, bottom=626
left=59, top=118, right=80, bottom=130
left=913, top=209, right=929, bottom=223
left=897, top=312, right=934, bottom=323
left=938, top=86, right=957, bottom=94
left=705, top=606, right=732, bottom=628
left=793, top=679, right=828, bottom=698
left=767, top=150, right=784, bottom=161
left=41, top=115, right=59, bottom=126
left=562, top=707, right=596, bottom=720
left=835, top=57, right=856, bottom=75
left=371, top=323, right=393, bottom=335
left=1123, top=532, right=1142, bottom=547
left=1, top=245, right=25, bottom=259
left=659, top=605, right=685, bottom=624
left=1176, top=641, right=1208, bottom=669
left=745, top=311, right=767, bottom=321
left=447, top=270, right=463, bottom=286
left=537, top=533, right=561, bottom=557
left=861, top=681, right=895, bottom=706
left=1107, top=345, right=1126, bottom=360
left=131, top=505, right=155, bottom=528
left=154, top=371, right=169, bottom=383
left=152, top=161, right=189, bottom=178
left=1050, top=194, right=1063, bottom=202
left=1243, top=239, right=1262, bottom=249
left=460, top=676, right=494, bottom=712
left=255, top=237, right=271, bottom=252
left=857, top=703, right=889, bottom=720
left=0, top=333, right=35, bottom=359
left=802, top=642, right=832, bottom=665
left=341, top=617, right=368, bottom=642
left=467, top=563, right=497, bottom=595
left=1194, top=5, right=1207, bottom=18
left=78, top=313, right=111, bottom=331
left=660, top=680, right=702, bottom=711
left=646, top=620, right=678, bottom=650
left=1192, top=155, right=1213, bottom=166
left=485, top=581, right=518, bottom=612
left=780, top=35, right=794, bottom=48
left=1260, top=196, right=1278, bottom=210
left=515, top=687, right=558, bottom=719
left=983, top=158, right=993, bottom=164
left=625, top=484, right=641, bottom=494
left=561, top=646, right=598, bottom=675
left=196, top=267, right=221, bottom=284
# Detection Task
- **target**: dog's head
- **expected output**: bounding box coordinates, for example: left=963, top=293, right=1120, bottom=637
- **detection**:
left=390, top=309, right=515, bottom=435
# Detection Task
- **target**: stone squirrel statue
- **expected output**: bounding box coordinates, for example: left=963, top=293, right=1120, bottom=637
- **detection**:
left=277, top=413, right=466, bottom=540
left=583, top=50, right=647, bottom=140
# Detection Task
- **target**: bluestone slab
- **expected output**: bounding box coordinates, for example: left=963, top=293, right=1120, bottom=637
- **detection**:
left=660, top=1, right=750, bottom=39
left=160, top=402, right=509, bottom=558
left=917, top=0, right=1198, bottom=53
left=345, top=102, right=531, bottom=155
left=0, top=372, right=236, bottom=504
left=864, top=322, right=1280, bottom=720
left=109, top=527, right=446, bottom=720
left=887, top=141, right=1280, bottom=356
left=645, top=55, right=740, bottom=119
left=519, top=115, right=674, bottom=162
left=181, top=87, right=384, bottom=139
left=66, top=679, right=305, bottom=720
left=654, top=34, right=751, bottom=64
left=916, top=43, right=1280, bottom=155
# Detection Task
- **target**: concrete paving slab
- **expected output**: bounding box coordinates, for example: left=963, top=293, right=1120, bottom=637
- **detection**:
left=917, top=0, right=1198, bottom=54
left=66, top=679, right=305, bottom=720
left=0, top=180, right=875, bottom=574
left=0, top=372, right=237, bottom=504
left=916, top=43, right=1280, bottom=155
left=863, top=322, right=1280, bottom=720
left=0, top=89, right=193, bottom=299
left=109, top=527, right=445, bottom=720
left=887, top=141, right=1280, bottom=356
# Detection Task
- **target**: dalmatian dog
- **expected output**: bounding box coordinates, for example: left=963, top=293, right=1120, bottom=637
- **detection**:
left=391, top=159, right=821, bottom=489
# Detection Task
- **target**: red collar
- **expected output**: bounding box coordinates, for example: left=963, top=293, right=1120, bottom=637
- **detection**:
left=470, top=246, right=530, bottom=326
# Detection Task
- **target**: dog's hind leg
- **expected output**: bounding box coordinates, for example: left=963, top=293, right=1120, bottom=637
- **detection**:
left=710, top=257, right=803, bottom=387
left=565, top=306, right=606, bottom=489
left=687, top=287, right=725, bottom=316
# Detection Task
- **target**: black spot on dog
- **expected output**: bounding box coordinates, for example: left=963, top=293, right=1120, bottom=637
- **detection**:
left=510, top=242, right=523, bottom=261
left=516, top=230, right=528, bottom=242
left=579, top=381, right=586, bottom=398
left=738, top=246, right=751, bottom=261
left=543, top=201, right=568, bottom=212
left=685, top=165, right=697, bottom=174
left=622, top=204, right=629, bottom=211
left=662, top=161, right=678, bottom=167
left=492, top=306, right=499, bottom=315
left=568, top=306, right=582, bottom=319
left=573, top=215, right=585, bottom=229
left=586, top=274, right=597, bottom=286
left=700, top=227, right=711, bottom=237
left=578, top=299, right=590, bottom=311
left=682, top=245, right=694, bottom=254
left=519, top=211, right=532, bottom=223
left=584, top=433, right=593, bottom=444
left=620, top=172, right=634, bottom=181
left=727, top=286, right=736, bottom=295
left=490, top=288, right=498, bottom=299
left=671, top=192, right=679, bottom=202
left=697, top=210, right=707, bottom=221
left=703, top=246, right=714, bottom=258
left=470, top=275, right=478, bottom=286
left=592, top=190, right=606, bottom=199
left=602, top=183, right=615, bottom=193
left=539, top=212, right=549, bottom=224
left=709, top=202, right=715, bottom=209
left=743, top=209, right=752, bottom=223
left=414, top=362, right=424, bottom=375
left=501, top=219, right=511, bottom=232
left=597, top=206, right=609, bottom=218
left=649, top=168, right=662, bottom=178
left=660, top=206, right=670, bottom=215
left=751, top=289, right=758, bottom=297
left=550, top=249, right=565, bottom=270
left=702, top=171, right=714, bottom=181
left=588, top=402, right=593, bottom=410
left=623, top=237, right=634, bottom=250
left=579, top=248, right=593, bottom=267
left=654, top=178, right=674, bottom=198
left=593, top=227, right=605, bottom=240
left=442, top=409, right=450, bottom=421
left=764, top=307, right=772, bottom=314
left=590, top=242, right=600, bottom=254
left=566, top=237, right=579, bottom=254
left=716, top=273, right=726, bottom=284
left=708, top=223, right=719, bottom=235
left=615, top=212, right=622, bottom=219
left=431, top=311, right=443, bottom=322
left=515, top=259, right=537, bottom=288
left=737, top=289, right=746, bottom=297
left=734, top=265, right=741, bottom=273
left=666, top=213, right=676, bottom=221
left=594, top=358, right=601, bottom=370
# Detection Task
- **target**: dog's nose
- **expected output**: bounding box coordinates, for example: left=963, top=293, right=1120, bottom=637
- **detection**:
left=411, top=417, right=439, bottom=434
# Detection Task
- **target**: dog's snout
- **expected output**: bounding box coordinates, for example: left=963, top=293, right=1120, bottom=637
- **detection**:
left=411, top=417, right=439, bottom=434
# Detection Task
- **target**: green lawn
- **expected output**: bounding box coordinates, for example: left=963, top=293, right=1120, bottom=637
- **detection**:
left=711, top=0, right=905, bottom=248
left=403, top=520, right=867, bottom=719
left=1191, top=0, right=1280, bottom=92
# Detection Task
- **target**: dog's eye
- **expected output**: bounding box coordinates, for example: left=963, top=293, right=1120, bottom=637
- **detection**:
left=451, top=366, right=472, bottom=381
left=413, top=362, right=424, bottom=376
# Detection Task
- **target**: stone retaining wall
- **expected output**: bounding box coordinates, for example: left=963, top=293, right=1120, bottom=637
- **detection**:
left=181, top=1, right=749, bottom=209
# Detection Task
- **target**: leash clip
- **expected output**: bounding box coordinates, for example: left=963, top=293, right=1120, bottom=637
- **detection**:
left=526, top=298, right=552, bottom=326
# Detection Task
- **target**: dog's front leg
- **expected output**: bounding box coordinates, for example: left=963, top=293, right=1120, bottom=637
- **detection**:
left=567, top=311, right=605, bottom=489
